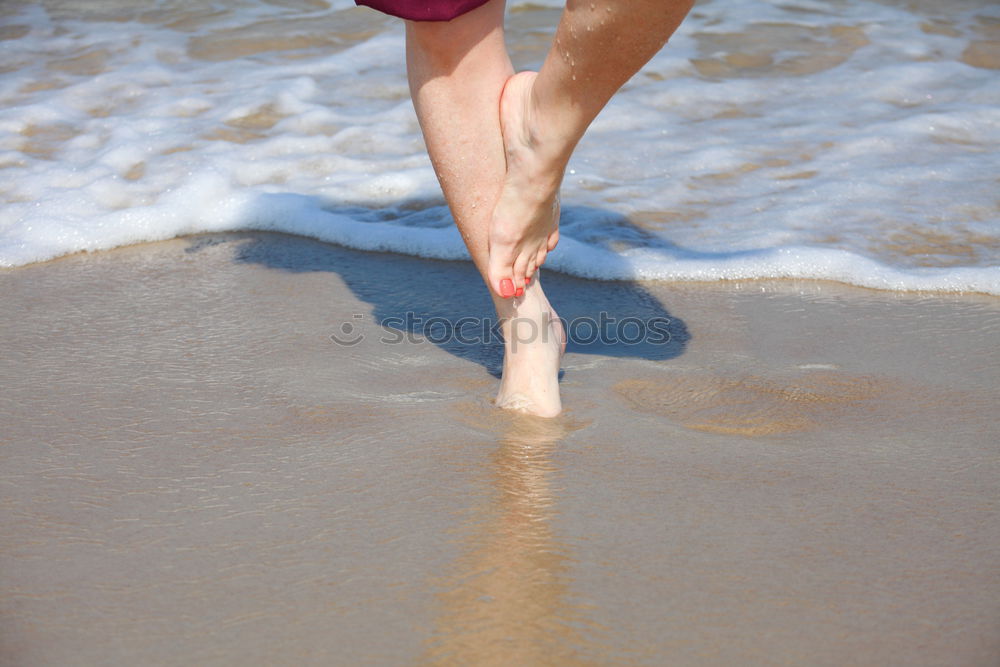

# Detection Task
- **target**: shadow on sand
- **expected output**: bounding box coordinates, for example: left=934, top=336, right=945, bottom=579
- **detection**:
left=190, top=203, right=690, bottom=378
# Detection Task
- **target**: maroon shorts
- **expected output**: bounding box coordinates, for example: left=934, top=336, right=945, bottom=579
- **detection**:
left=355, top=0, right=491, bottom=21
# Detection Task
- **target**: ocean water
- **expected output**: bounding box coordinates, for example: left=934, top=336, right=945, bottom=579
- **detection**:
left=1, top=0, right=998, bottom=293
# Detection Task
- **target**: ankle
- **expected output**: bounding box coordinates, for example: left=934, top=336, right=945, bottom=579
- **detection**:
left=503, top=74, right=574, bottom=181
left=522, top=109, right=574, bottom=176
left=524, top=86, right=581, bottom=168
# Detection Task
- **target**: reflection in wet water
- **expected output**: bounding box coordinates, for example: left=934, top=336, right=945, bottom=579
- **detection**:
left=423, top=415, right=596, bottom=666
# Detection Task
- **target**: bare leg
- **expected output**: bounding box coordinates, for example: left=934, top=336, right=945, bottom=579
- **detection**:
left=406, top=0, right=693, bottom=415
left=487, top=0, right=695, bottom=297
left=406, top=1, right=564, bottom=417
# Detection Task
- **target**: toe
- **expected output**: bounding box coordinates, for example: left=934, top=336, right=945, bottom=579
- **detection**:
left=535, top=246, right=548, bottom=267
left=546, top=228, right=559, bottom=251
left=512, top=251, right=530, bottom=295
left=489, top=260, right=515, bottom=299
left=525, top=257, right=538, bottom=282
left=488, top=240, right=517, bottom=298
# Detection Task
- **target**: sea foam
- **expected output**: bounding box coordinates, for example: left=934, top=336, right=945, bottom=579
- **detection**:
left=1, top=0, right=998, bottom=294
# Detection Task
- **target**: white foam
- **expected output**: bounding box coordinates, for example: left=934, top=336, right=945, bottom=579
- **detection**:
left=0, top=0, right=998, bottom=294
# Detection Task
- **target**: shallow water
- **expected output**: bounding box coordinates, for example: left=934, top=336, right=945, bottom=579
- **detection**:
left=1, top=0, right=998, bottom=291
left=1, top=233, right=999, bottom=664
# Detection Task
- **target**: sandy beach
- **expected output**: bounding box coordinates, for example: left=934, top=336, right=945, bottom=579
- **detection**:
left=1, top=233, right=998, bottom=665
left=3, top=0, right=999, bottom=663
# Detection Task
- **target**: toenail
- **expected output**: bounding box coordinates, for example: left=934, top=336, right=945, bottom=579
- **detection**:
left=515, top=287, right=524, bottom=297
left=500, top=278, right=515, bottom=298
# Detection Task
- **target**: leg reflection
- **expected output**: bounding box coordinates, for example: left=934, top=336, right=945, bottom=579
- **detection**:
left=423, top=416, right=595, bottom=665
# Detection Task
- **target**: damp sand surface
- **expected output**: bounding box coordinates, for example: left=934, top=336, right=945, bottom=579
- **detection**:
left=2, top=233, right=999, bottom=665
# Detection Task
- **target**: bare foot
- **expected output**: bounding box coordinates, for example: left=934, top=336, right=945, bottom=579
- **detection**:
left=495, top=275, right=566, bottom=418
left=489, top=71, right=564, bottom=299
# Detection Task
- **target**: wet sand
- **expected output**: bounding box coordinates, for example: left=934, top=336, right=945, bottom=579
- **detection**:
left=1, top=233, right=999, bottom=665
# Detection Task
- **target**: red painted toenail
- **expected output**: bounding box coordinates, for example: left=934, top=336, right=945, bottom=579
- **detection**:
left=500, top=279, right=515, bottom=298
left=515, top=287, right=524, bottom=297
left=525, top=277, right=531, bottom=285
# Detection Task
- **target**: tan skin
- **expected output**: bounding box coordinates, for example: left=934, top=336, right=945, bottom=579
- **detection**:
left=405, top=0, right=694, bottom=417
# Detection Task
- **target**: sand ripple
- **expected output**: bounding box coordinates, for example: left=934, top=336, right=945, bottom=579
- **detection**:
left=615, top=370, right=905, bottom=436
